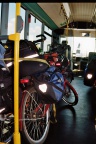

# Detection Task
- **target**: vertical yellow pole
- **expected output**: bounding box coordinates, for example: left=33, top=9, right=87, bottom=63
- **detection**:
left=13, top=3, right=21, bottom=144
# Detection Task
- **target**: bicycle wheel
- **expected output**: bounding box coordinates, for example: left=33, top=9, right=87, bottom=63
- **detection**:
left=0, top=113, right=14, bottom=143
left=64, top=69, right=74, bottom=83
left=0, top=86, right=13, bottom=143
left=64, top=71, right=72, bottom=83
left=21, top=87, right=50, bottom=144
left=62, top=80, right=78, bottom=106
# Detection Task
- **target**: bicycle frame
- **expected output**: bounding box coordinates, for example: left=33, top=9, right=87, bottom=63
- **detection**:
left=19, top=77, right=51, bottom=131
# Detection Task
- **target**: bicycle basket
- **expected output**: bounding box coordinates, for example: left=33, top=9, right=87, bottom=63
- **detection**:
left=34, top=66, right=64, bottom=104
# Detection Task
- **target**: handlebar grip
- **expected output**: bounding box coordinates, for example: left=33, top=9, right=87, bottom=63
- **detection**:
left=0, top=35, right=8, bottom=40
left=33, top=39, right=43, bottom=43
left=36, top=34, right=46, bottom=40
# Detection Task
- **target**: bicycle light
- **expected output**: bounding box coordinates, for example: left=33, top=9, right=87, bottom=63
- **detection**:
left=87, top=74, right=93, bottom=79
left=39, top=84, right=47, bottom=93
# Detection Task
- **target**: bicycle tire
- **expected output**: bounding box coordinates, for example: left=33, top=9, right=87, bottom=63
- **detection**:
left=66, top=72, right=73, bottom=83
left=64, top=68, right=74, bottom=83
left=0, top=86, right=14, bottom=143
left=62, top=80, right=78, bottom=106
left=20, top=87, right=50, bottom=144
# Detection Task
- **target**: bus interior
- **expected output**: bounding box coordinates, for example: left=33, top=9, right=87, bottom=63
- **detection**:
left=0, top=2, right=96, bottom=144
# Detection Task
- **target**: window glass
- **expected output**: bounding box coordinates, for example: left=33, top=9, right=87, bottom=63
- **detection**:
left=8, top=3, right=16, bottom=35
left=0, top=3, right=1, bottom=20
left=61, top=36, right=96, bottom=58
left=20, top=7, right=25, bottom=39
left=29, top=16, right=42, bottom=41
left=60, top=36, right=96, bottom=69
left=0, top=3, right=1, bottom=34
left=73, top=37, right=95, bottom=58
left=8, top=4, right=25, bottom=39
left=44, top=26, right=52, bottom=52
left=29, top=16, right=42, bottom=50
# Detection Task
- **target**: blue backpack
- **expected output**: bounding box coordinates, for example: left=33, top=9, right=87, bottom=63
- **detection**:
left=34, top=66, right=64, bottom=104
left=0, top=44, right=6, bottom=67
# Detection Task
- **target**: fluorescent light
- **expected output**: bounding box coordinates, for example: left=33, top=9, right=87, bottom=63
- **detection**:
left=63, top=3, right=71, bottom=18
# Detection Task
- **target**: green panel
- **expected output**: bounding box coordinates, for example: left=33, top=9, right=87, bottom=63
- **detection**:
left=21, top=3, right=58, bottom=30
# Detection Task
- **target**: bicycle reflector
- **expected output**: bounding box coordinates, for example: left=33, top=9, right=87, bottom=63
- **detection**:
left=20, top=78, right=29, bottom=84
left=87, top=74, right=93, bottom=79
left=55, top=62, right=61, bottom=66
left=39, top=84, right=47, bottom=93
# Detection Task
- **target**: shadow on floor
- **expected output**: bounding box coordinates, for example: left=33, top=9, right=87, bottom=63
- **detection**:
left=44, top=77, right=96, bottom=144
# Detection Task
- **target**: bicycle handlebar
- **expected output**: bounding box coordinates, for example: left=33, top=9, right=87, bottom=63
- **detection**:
left=0, top=34, right=46, bottom=41
left=33, top=34, right=46, bottom=44
left=36, top=34, right=46, bottom=39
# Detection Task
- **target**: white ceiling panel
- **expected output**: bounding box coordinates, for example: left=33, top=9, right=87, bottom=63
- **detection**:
left=38, top=3, right=67, bottom=27
left=69, top=3, right=96, bottom=22
left=38, top=3, right=96, bottom=29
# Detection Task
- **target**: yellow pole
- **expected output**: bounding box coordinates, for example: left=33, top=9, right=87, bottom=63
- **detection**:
left=9, top=3, right=21, bottom=144
left=14, top=3, right=21, bottom=144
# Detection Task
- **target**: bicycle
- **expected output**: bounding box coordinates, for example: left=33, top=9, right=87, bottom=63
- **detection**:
left=18, top=70, right=78, bottom=144
left=0, top=36, right=78, bottom=144
left=44, top=48, right=74, bottom=84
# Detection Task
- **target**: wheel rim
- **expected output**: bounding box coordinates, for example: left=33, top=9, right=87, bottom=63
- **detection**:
left=22, top=90, right=50, bottom=143
left=62, top=84, right=76, bottom=105
left=0, top=113, right=14, bottom=143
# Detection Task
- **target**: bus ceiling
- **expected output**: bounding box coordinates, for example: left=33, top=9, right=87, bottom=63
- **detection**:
left=21, top=3, right=96, bottom=31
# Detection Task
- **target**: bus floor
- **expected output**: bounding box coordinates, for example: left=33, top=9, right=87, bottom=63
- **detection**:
left=44, top=76, right=96, bottom=144
left=5, top=76, right=96, bottom=144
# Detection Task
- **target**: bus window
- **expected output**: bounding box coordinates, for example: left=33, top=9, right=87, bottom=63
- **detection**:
left=0, top=3, right=1, bottom=34
left=73, top=37, right=95, bottom=58
left=20, top=7, right=25, bottom=39
left=8, top=3, right=16, bottom=35
left=44, top=26, right=52, bottom=52
left=0, top=3, right=1, bottom=20
left=8, top=3, right=25, bottom=38
left=29, top=15, right=42, bottom=42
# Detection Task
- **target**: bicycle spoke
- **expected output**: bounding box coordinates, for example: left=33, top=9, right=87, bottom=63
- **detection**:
left=21, top=87, right=50, bottom=144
